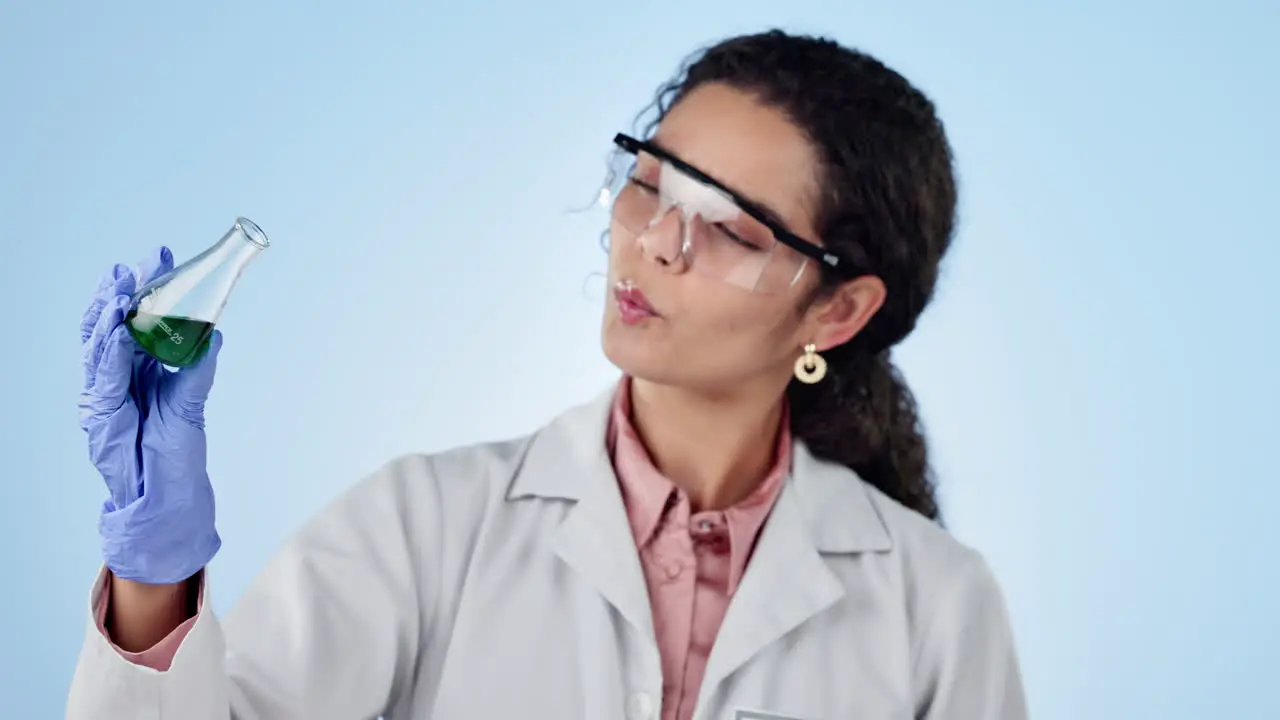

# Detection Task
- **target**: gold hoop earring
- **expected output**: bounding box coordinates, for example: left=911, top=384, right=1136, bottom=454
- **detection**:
left=793, top=343, right=827, bottom=384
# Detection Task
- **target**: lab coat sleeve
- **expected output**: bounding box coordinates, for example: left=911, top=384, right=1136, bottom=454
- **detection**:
left=66, top=458, right=430, bottom=720
left=912, top=553, right=1029, bottom=720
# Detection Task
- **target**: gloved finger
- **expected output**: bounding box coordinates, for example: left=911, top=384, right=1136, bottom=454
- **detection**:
left=84, top=294, right=131, bottom=392
left=136, top=246, right=174, bottom=288
left=92, top=320, right=138, bottom=407
left=170, top=329, right=222, bottom=411
left=80, top=264, right=130, bottom=344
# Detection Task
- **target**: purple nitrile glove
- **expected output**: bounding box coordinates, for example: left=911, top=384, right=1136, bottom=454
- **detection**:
left=77, top=246, right=223, bottom=585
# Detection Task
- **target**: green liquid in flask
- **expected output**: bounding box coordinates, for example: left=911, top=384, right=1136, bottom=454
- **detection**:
left=126, top=310, right=216, bottom=368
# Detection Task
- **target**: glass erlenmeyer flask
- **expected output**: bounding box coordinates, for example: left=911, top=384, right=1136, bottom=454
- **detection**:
left=126, top=217, right=270, bottom=367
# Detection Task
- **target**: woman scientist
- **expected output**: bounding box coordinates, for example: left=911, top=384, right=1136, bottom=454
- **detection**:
left=68, top=29, right=1028, bottom=720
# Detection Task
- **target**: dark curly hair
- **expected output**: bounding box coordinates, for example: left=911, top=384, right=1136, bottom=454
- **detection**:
left=635, top=30, right=957, bottom=522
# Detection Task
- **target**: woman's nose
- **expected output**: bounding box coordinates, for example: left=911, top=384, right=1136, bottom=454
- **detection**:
left=637, top=207, right=690, bottom=272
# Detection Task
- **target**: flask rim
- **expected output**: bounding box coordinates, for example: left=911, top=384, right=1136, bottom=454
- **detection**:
left=236, top=217, right=270, bottom=249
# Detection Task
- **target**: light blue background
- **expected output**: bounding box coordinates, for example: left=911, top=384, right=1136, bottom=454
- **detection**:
left=2, top=1, right=1276, bottom=717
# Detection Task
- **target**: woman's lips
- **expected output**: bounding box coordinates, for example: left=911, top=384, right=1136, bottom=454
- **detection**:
left=614, top=282, right=658, bottom=325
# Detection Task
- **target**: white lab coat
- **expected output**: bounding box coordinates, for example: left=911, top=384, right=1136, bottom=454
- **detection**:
left=66, top=387, right=1028, bottom=720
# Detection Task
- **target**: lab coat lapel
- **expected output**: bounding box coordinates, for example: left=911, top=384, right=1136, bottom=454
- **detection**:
left=551, top=466, right=656, bottom=643
left=694, top=481, right=843, bottom=712
left=694, top=440, right=893, bottom=714
left=509, top=386, right=657, bottom=644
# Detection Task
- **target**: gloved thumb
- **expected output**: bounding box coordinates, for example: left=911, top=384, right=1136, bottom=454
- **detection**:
left=170, top=329, right=223, bottom=406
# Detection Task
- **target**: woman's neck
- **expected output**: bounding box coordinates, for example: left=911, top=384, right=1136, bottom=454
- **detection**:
left=627, top=376, right=788, bottom=512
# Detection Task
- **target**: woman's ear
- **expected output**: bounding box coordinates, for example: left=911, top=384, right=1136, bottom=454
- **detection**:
left=804, top=275, right=887, bottom=351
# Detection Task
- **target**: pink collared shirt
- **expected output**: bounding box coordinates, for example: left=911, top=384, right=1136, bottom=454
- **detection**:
left=96, top=380, right=792, bottom=720
left=607, top=378, right=790, bottom=720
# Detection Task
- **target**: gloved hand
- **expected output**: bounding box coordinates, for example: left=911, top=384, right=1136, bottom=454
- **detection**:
left=78, top=246, right=223, bottom=585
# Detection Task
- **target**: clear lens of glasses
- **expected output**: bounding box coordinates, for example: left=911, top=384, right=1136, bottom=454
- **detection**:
left=599, top=147, right=809, bottom=294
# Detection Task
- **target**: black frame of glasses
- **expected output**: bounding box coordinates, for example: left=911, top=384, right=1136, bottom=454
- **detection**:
left=612, top=133, right=865, bottom=279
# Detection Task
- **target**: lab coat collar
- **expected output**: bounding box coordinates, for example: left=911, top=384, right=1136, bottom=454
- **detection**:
left=509, top=385, right=896, bottom=710
left=506, top=384, right=894, bottom=554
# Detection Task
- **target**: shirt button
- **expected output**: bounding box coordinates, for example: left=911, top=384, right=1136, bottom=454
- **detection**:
left=664, top=562, right=682, bottom=579
left=697, top=519, right=712, bottom=532
left=627, top=691, right=655, bottom=720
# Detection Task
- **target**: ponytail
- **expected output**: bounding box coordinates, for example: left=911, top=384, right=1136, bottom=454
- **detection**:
left=787, top=342, right=940, bottom=522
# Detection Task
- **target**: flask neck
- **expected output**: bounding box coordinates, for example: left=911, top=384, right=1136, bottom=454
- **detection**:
left=209, top=223, right=266, bottom=274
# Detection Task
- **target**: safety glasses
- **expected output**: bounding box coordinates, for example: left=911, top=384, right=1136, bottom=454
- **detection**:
left=599, top=133, right=864, bottom=294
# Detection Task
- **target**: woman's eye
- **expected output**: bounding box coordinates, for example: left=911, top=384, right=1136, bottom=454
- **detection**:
left=630, top=178, right=658, bottom=194
left=715, top=223, right=762, bottom=251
